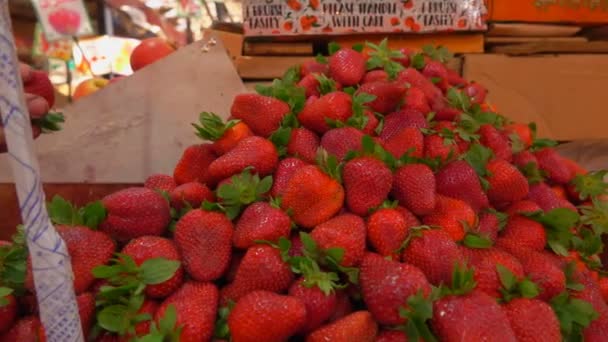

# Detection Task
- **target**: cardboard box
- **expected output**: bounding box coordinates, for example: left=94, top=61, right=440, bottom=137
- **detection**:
left=243, top=0, right=487, bottom=37
left=463, top=54, right=608, bottom=141
left=488, top=0, right=608, bottom=24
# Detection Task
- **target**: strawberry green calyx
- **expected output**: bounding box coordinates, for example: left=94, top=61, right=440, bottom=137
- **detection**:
left=580, top=198, right=608, bottom=236
left=440, top=263, right=477, bottom=297
left=328, top=42, right=341, bottom=55
left=519, top=161, right=545, bottom=185
left=509, top=133, right=525, bottom=154
left=47, top=195, right=107, bottom=229
left=136, top=304, right=182, bottom=342
left=192, top=112, right=240, bottom=141
left=269, top=113, right=299, bottom=156
left=0, top=227, right=27, bottom=295
left=348, top=92, right=376, bottom=130
left=526, top=208, right=581, bottom=256
left=256, top=66, right=306, bottom=115
left=528, top=122, right=558, bottom=152
left=316, top=148, right=343, bottom=183
left=550, top=291, right=598, bottom=341
left=96, top=294, right=152, bottom=337
left=496, top=264, right=539, bottom=303
left=485, top=208, right=509, bottom=231
left=563, top=262, right=586, bottom=292
left=32, top=112, right=65, bottom=133
left=314, top=74, right=338, bottom=95
left=216, top=169, right=273, bottom=220
left=0, top=287, right=13, bottom=307
left=571, top=228, right=603, bottom=265
left=366, top=38, right=405, bottom=79
left=395, top=225, right=436, bottom=255
left=398, top=290, right=438, bottom=342
left=462, top=233, right=493, bottom=249
left=572, top=170, right=608, bottom=201
left=315, top=54, right=328, bottom=64
left=462, top=143, right=494, bottom=190
left=343, top=135, right=397, bottom=170
left=213, top=301, right=234, bottom=340
left=422, top=45, right=453, bottom=64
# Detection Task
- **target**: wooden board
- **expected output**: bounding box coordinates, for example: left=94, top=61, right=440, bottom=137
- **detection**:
left=335, top=33, right=485, bottom=54
left=0, top=33, right=245, bottom=184
left=243, top=41, right=313, bottom=56
left=488, top=23, right=581, bottom=37
left=490, top=41, right=608, bottom=55
left=486, top=36, right=587, bottom=44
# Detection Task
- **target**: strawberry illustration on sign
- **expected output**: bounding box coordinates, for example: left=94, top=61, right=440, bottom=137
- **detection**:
left=48, top=8, right=81, bottom=36
left=31, top=0, right=93, bottom=41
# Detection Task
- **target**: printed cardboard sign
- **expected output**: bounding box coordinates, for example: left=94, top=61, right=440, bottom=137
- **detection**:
left=31, top=0, right=94, bottom=41
left=243, top=0, right=488, bottom=36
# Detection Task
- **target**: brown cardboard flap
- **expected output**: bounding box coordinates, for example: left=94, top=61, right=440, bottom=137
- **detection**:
left=463, top=54, right=608, bottom=141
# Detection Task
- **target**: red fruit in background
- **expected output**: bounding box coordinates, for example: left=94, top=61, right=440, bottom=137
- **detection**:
left=479, top=124, right=512, bottom=161
left=435, top=160, right=489, bottom=212
left=424, top=134, right=458, bottom=162
left=447, top=68, right=467, bottom=87
left=402, top=228, right=464, bottom=286
left=230, top=94, right=290, bottom=137
left=357, top=81, right=405, bottom=114
left=392, top=163, right=436, bottom=216
left=509, top=249, right=566, bottom=301
left=397, top=68, right=443, bottom=104
left=281, top=165, right=344, bottom=229
left=0, top=294, right=17, bottom=334
left=534, top=148, right=574, bottom=185
left=270, top=157, right=307, bottom=198
left=169, top=182, right=214, bottom=211
left=173, top=144, right=216, bottom=185
left=287, top=127, right=319, bottom=163
left=464, top=82, right=488, bottom=104
left=382, top=126, right=424, bottom=159
left=362, top=110, right=380, bottom=135
left=461, top=247, right=525, bottom=299
left=212, top=122, right=254, bottom=156
left=497, top=215, right=546, bottom=252
left=311, top=214, right=366, bottom=267
left=422, top=61, right=449, bottom=91
left=0, top=316, right=46, bottom=342
left=48, top=8, right=81, bottom=35
left=207, top=136, right=278, bottom=184
left=300, top=60, right=328, bottom=77
left=505, top=123, right=533, bottom=149
left=328, top=291, right=354, bottom=323
left=360, top=253, right=431, bottom=325
left=100, top=187, right=170, bottom=242
left=367, top=208, right=408, bottom=259
left=155, top=282, right=218, bottom=342
left=343, top=157, right=393, bottom=216
left=77, top=292, right=96, bottom=339
left=122, top=236, right=184, bottom=298
left=307, top=311, right=378, bottom=342
left=289, top=278, right=337, bottom=333
left=362, top=70, right=389, bottom=83
left=221, top=245, right=294, bottom=304
left=23, top=70, right=55, bottom=108
left=503, top=298, right=561, bottom=342
left=228, top=291, right=306, bottom=342
left=380, top=109, right=428, bottom=142
left=506, top=200, right=542, bottom=216
left=528, top=182, right=576, bottom=212
left=298, top=73, right=322, bottom=98
left=394, top=48, right=414, bottom=67
left=375, top=330, right=408, bottom=342
left=130, top=38, right=175, bottom=71
left=120, top=299, right=158, bottom=341
left=320, top=127, right=364, bottom=161
left=486, top=158, right=529, bottom=206
left=404, top=86, right=431, bottom=114
left=423, top=195, right=476, bottom=242
left=174, top=209, right=233, bottom=281
left=144, top=174, right=176, bottom=193
left=329, top=48, right=366, bottom=86
left=233, top=202, right=291, bottom=249
left=299, top=92, right=352, bottom=134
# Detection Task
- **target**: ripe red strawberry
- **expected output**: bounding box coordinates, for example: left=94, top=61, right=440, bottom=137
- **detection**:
left=360, top=252, right=431, bottom=325
left=173, top=144, right=216, bottom=185
left=119, top=299, right=158, bottom=341
left=464, top=82, right=488, bottom=104
left=169, top=182, right=214, bottom=211
left=357, top=81, right=405, bottom=114
left=391, top=163, right=436, bottom=216
left=301, top=60, right=328, bottom=77
left=121, top=236, right=184, bottom=297
left=397, top=68, right=443, bottom=104
left=270, top=157, right=307, bottom=198
left=343, top=157, right=393, bottom=216
left=228, top=291, right=306, bottom=342
left=434, top=105, right=462, bottom=121
left=435, top=160, right=489, bottom=212
left=299, top=92, right=353, bottom=134
left=174, top=209, right=233, bottom=281
left=508, top=249, right=566, bottom=301
left=207, top=136, right=278, bottom=184
left=298, top=73, right=322, bottom=98
left=144, top=174, right=176, bottom=193
left=221, top=245, right=294, bottom=304
left=362, top=70, right=388, bottom=83
left=505, top=123, right=533, bottom=149
left=503, top=298, right=561, bottom=342
left=192, top=112, right=253, bottom=156
left=367, top=208, right=408, bottom=259
left=380, top=109, right=428, bottom=142
left=328, top=290, right=354, bottom=323
left=432, top=291, right=517, bottom=341
left=447, top=68, right=466, bottom=87
left=311, top=214, right=366, bottom=267
left=0, top=293, right=17, bottom=334
left=512, top=150, right=539, bottom=169
left=306, top=311, right=378, bottom=342
left=394, top=47, right=414, bottom=67
left=26, top=225, right=115, bottom=294
left=395, top=205, right=422, bottom=227
left=402, top=228, right=464, bottom=286
left=0, top=316, right=46, bottom=342
left=329, top=48, right=366, bottom=86
left=486, top=158, right=529, bottom=206
left=382, top=127, right=424, bottom=159
left=100, top=187, right=171, bottom=242
left=287, top=127, right=319, bottom=163
left=155, top=282, right=218, bottom=342
left=424, top=133, right=458, bottom=162
left=48, top=7, right=80, bottom=35
left=281, top=165, right=345, bottom=229
left=404, top=86, right=431, bottom=113
left=534, top=148, right=573, bottom=185
left=528, top=182, right=576, bottom=212
left=362, top=109, right=380, bottom=135
left=23, top=70, right=55, bottom=108
left=473, top=211, right=502, bottom=242
left=506, top=200, right=542, bottom=216
left=320, top=127, right=364, bottom=160
left=375, top=330, right=408, bottom=342
left=422, top=60, right=449, bottom=91
left=230, top=94, right=290, bottom=137
left=289, top=278, right=337, bottom=333
left=460, top=247, right=525, bottom=299
left=233, top=201, right=291, bottom=249
left=496, top=215, right=546, bottom=252
left=423, top=195, right=476, bottom=242
left=479, top=124, right=512, bottom=161
left=77, top=292, right=95, bottom=339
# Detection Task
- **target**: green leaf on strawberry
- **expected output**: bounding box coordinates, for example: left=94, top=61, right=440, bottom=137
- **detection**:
left=550, top=291, right=598, bottom=341
left=136, top=304, right=182, bottom=342
left=0, top=287, right=13, bottom=307
left=462, top=143, right=494, bottom=189
left=422, top=45, right=453, bottom=64
left=439, top=263, right=477, bottom=297
left=314, top=74, right=338, bottom=95
left=365, top=38, right=405, bottom=79
left=462, top=233, right=493, bottom=249
left=398, top=290, right=438, bottom=342
left=519, top=161, right=545, bottom=185
left=315, top=54, right=328, bottom=64
left=192, top=112, right=239, bottom=141
left=447, top=87, right=471, bottom=112
left=0, top=227, right=28, bottom=294
left=410, top=53, right=426, bottom=70
left=528, top=123, right=558, bottom=151
left=497, top=264, right=539, bottom=302
left=217, top=169, right=273, bottom=220
left=93, top=254, right=180, bottom=293
left=509, top=133, right=525, bottom=154
left=214, top=301, right=234, bottom=340
left=351, top=43, right=364, bottom=53
left=526, top=208, right=580, bottom=256
left=255, top=66, right=306, bottom=115
left=316, top=148, right=343, bottom=183
left=47, top=195, right=106, bottom=229
left=140, top=258, right=181, bottom=285
left=98, top=304, right=133, bottom=335
left=347, top=92, right=376, bottom=130
left=32, top=112, right=65, bottom=133
left=580, top=198, right=608, bottom=236
left=328, top=42, right=341, bottom=55
left=572, top=170, right=608, bottom=201
left=572, top=228, right=603, bottom=258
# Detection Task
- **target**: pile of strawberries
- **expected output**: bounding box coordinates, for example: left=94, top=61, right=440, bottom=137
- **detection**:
left=3, top=39, right=608, bottom=341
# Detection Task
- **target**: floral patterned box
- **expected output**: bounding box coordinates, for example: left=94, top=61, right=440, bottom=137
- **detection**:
left=242, top=0, right=488, bottom=37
